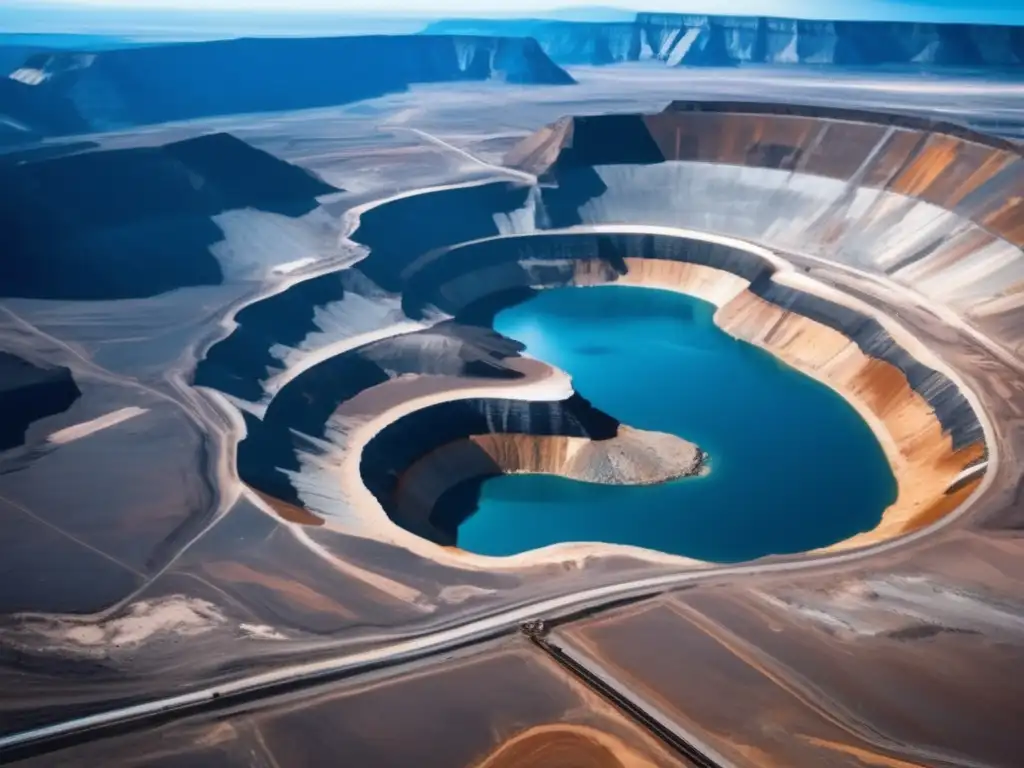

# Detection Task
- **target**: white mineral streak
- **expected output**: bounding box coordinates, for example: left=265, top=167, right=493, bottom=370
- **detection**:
left=47, top=407, right=149, bottom=445
left=211, top=206, right=346, bottom=282
left=3, top=597, right=227, bottom=658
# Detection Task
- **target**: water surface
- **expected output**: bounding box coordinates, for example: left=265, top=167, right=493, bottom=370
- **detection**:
left=453, top=286, right=896, bottom=562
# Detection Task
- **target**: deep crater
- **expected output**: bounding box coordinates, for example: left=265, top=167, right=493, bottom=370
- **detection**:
left=197, top=101, right=1001, bottom=565
left=441, top=285, right=897, bottom=561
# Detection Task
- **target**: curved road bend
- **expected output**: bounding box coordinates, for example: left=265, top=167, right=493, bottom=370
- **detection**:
left=0, top=501, right=998, bottom=762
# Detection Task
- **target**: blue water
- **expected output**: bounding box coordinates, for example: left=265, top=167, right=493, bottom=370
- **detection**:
left=455, top=286, right=897, bottom=562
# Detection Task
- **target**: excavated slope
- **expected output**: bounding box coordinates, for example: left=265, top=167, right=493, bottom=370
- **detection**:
left=196, top=102, right=1002, bottom=562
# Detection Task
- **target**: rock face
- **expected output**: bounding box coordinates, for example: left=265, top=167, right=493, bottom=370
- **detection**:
left=424, top=14, right=1024, bottom=67
left=387, top=228, right=986, bottom=549
left=1, top=35, right=573, bottom=139
left=360, top=395, right=704, bottom=545
left=198, top=101, right=1002, bottom=559
left=221, top=302, right=706, bottom=548
left=0, top=133, right=339, bottom=300
left=505, top=103, right=1024, bottom=358
left=390, top=430, right=704, bottom=546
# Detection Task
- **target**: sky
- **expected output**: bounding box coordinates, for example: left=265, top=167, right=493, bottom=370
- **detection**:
left=4, top=0, right=1024, bottom=31
left=9, top=0, right=1024, bottom=16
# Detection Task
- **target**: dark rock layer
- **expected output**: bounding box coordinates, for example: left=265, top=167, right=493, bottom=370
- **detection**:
left=399, top=231, right=982, bottom=450
left=0, top=132, right=338, bottom=300
left=360, top=394, right=620, bottom=544
left=0, top=353, right=81, bottom=451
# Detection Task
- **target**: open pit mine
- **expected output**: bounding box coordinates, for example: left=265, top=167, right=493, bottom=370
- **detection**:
left=2, top=24, right=1024, bottom=768
left=193, top=102, right=997, bottom=567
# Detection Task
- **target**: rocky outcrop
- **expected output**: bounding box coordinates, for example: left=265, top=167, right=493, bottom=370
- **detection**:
left=3, top=35, right=573, bottom=137
left=398, top=429, right=703, bottom=517
left=424, top=14, right=1024, bottom=67
left=226, top=222, right=985, bottom=554
left=226, top=303, right=706, bottom=547
left=0, top=132, right=339, bottom=300
left=424, top=19, right=641, bottom=66
left=713, top=282, right=985, bottom=547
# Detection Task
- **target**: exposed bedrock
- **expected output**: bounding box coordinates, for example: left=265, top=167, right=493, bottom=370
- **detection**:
left=233, top=320, right=528, bottom=508
left=220, top=227, right=986, bottom=556
left=198, top=103, right=1005, bottom=559
left=423, top=14, right=1024, bottom=67
left=0, top=132, right=340, bottom=300
left=231, top=313, right=704, bottom=547
left=356, top=228, right=987, bottom=551
left=361, top=397, right=704, bottom=547
left=504, top=104, right=1024, bottom=357
left=348, top=107, right=1024, bottom=362
left=1, top=35, right=573, bottom=140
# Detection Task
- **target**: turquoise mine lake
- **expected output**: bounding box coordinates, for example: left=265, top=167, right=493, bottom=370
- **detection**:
left=454, top=285, right=897, bottom=562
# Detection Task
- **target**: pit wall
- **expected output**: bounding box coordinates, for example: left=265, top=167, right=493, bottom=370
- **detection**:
left=395, top=230, right=986, bottom=552
left=574, top=257, right=985, bottom=550
left=394, top=428, right=704, bottom=544
left=361, top=394, right=703, bottom=546
left=507, top=107, right=1024, bottom=355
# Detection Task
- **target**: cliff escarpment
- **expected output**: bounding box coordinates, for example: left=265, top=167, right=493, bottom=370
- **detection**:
left=424, top=14, right=1024, bottom=67
left=213, top=224, right=985, bottom=558
left=2, top=35, right=573, bottom=138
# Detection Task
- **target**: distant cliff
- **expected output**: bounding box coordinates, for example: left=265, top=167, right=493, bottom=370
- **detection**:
left=1, top=35, right=573, bottom=139
left=423, top=14, right=1024, bottom=67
